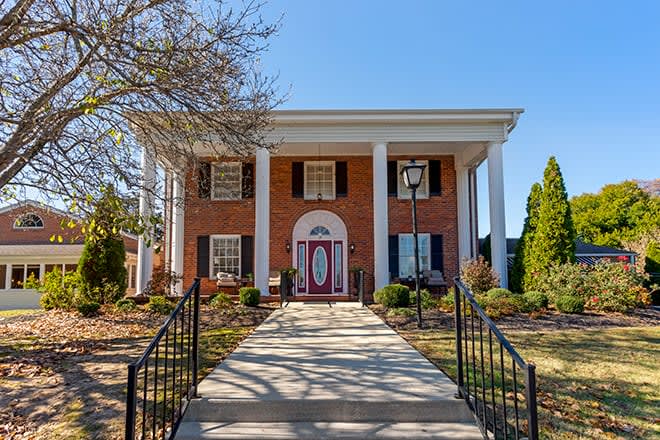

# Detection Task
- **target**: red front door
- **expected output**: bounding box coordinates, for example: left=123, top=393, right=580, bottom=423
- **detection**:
left=308, top=240, right=332, bottom=293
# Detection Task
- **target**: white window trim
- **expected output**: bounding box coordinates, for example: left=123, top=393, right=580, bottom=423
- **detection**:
left=13, top=213, right=45, bottom=229
left=397, top=160, right=429, bottom=200
left=398, top=233, right=431, bottom=278
left=209, top=234, right=241, bottom=279
left=211, top=162, right=242, bottom=201
left=304, top=161, right=336, bottom=200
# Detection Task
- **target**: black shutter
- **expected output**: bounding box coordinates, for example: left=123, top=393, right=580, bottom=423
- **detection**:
left=242, top=163, right=254, bottom=198
left=388, top=235, right=399, bottom=278
left=431, top=234, right=444, bottom=272
left=387, top=161, right=397, bottom=196
left=197, top=235, right=210, bottom=277
left=292, top=162, right=304, bottom=198
left=335, top=161, right=347, bottom=197
left=198, top=162, right=211, bottom=199
left=429, top=160, right=441, bottom=196
left=241, top=235, right=254, bottom=277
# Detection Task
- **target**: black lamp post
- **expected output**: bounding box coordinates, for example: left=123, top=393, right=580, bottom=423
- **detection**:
left=400, top=159, right=427, bottom=328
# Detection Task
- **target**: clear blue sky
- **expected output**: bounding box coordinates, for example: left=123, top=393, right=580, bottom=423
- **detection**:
left=258, top=0, right=660, bottom=237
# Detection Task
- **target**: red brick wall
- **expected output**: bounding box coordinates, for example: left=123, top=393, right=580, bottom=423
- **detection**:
left=181, top=155, right=458, bottom=295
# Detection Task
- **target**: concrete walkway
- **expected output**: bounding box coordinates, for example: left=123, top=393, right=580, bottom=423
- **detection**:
left=177, top=302, right=482, bottom=439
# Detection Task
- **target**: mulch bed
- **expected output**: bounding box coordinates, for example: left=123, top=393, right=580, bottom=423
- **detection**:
left=369, top=304, right=660, bottom=332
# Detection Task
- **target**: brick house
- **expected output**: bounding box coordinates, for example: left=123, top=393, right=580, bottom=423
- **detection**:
left=0, top=200, right=139, bottom=297
left=135, top=109, right=523, bottom=298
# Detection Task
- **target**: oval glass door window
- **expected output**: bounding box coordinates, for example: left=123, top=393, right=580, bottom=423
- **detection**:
left=312, top=246, right=328, bottom=285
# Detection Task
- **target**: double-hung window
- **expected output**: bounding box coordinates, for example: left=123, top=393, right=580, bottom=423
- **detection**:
left=210, top=235, right=241, bottom=277
left=304, top=161, right=335, bottom=200
left=212, top=162, right=242, bottom=200
left=397, top=160, right=429, bottom=199
left=398, top=233, right=431, bottom=278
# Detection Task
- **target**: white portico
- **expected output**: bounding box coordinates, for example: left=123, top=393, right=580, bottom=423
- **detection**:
left=137, top=109, right=523, bottom=294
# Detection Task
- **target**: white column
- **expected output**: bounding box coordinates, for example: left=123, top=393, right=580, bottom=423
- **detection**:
left=255, top=148, right=270, bottom=296
left=136, top=147, right=157, bottom=295
left=372, top=142, right=389, bottom=290
left=487, top=142, right=508, bottom=288
left=468, top=168, right=479, bottom=259
left=39, top=263, right=46, bottom=282
left=171, top=170, right=185, bottom=295
left=456, top=166, right=471, bottom=263
left=5, top=264, right=11, bottom=290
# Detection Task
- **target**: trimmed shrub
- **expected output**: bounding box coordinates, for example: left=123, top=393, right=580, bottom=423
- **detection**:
left=409, top=288, right=437, bottom=309
left=486, top=288, right=513, bottom=299
left=148, top=296, right=174, bottom=315
left=115, top=298, right=137, bottom=312
left=387, top=307, right=416, bottom=318
left=39, top=269, right=80, bottom=310
left=460, top=256, right=499, bottom=295
left=77, top=282, right=123, bottom=305
left=77, top=302, right=100, bottom=317
left=210, top=292, right=234, bottom=309
left=477, top=288, right=528, bottom=319
left=78, top=236, right=127, bottom=303
left=555, top=295, right=585, bottom=314
left=239, top=287, right=260, bottom=306
left=523, top=291, right=549, bottom=311
left=374, top=284, right=410, bottom=308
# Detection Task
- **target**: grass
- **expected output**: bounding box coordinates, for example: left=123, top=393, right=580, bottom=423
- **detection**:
left=402, top=326, right=660, bottom=440
left=0, top=309, right=43, bottom=318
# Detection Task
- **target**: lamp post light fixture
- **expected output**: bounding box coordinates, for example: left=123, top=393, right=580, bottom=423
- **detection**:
left=400, top=159, right=427, bottom=328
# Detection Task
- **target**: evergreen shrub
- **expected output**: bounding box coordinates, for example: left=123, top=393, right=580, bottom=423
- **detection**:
left=239, top=287, right=260, bottom=306
left=374, top=284, right=410, bottom=308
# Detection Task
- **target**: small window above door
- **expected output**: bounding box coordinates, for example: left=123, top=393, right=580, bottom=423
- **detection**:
left=310, top=226, right=331, bottom=238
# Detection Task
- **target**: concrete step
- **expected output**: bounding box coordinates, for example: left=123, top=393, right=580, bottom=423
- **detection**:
left=175, top=421, right=484, bottom=440
left=185, top=398, right=474, bottom=423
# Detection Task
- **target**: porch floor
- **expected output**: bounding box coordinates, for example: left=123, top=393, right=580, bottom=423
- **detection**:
left=177, top=302, right=481, bottom=439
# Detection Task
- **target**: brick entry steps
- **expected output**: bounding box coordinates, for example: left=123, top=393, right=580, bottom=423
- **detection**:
left=176, top=303, right=482, bottom=440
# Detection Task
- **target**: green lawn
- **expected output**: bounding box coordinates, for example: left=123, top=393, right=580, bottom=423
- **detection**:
left=402, top=326, right=660, bottom=440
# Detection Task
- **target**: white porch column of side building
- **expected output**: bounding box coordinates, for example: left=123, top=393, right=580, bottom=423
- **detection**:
left=170, top=170, right=185, bottom=295
left=5, top=264, right=11, bottom=289
left=372, top=142, right=389, bottom=290
left=254, top=147, right=270, bottom=296
left=455, top=165, right=471, bottom=263
left=136, top=147, right=157, bottom=294
left=487, top=141, right=508, bottom=288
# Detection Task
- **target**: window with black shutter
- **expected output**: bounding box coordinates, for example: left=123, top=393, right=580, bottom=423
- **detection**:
left=242, top=163, right=254, bottom=198
left=431, top=234, right=444, bottom=272
left=292, top=162, right=304, bottom=197
left=196, top=235, right=210, bottom=277
left=335, top=161, right=347, bottom=197
left=198, top=162, right=211, bottom=199
left=387, top=161, right=397, bottom=196
left=388, top=235, right=399, bottom=278
left=429, top=160, right=441, bottom=196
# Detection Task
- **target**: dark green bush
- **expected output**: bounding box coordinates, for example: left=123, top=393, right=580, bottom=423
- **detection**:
left=210, top=292, right=234, bottom=309
left=77, top=302, right=100, bottom=317
left=77, top=282, right=122, bottom=305
left=78, top=236, right=127, bottom=303
left=239, top=287, right=260, bottom=306
left=115, top=298, right=137, bottom=312
left=386, top=307, right=416, bottom=318
left=523, top=291, right=549, bottom=311
left=478, top=289, right=527, bottom=319
left=486, top=288, right=513, bottom=299
left=148, top=296, right=174, bottom=315
left=374, top=284, right=410, bottom=308
left=555, top=295, right=585, bottom=314
left=39, top=269, right=79, bottom=310
left=409, top=288, right=437, bottom=309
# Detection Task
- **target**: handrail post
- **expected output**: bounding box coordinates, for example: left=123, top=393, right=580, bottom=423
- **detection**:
left=191, top=278, right=201, bottom=398
left=526, top=363, right=539, bottom=440
left=454, top=284, right=464, bottom=398
left=358, top=270, right=364, bottom=306
left=125, top=364, right=137, bottom=440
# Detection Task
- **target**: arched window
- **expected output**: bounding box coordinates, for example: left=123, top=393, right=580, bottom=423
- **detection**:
left=309, top=226, right=330, bottom=237
left=14, top=213, right=44, bottom=229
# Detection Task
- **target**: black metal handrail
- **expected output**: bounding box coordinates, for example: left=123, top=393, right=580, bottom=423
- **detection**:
left=125, top=278, right=201, bottom=440
left=454, top=278, right=538, bottom=440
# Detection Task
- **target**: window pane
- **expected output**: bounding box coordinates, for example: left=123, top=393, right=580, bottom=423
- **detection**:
left=212, top=163, right=242, bottom=200
left=398, top=233, right=431, bottom=277
left=305, top=162, right=335, bottom=199
left=298, top=244, right=305, bottom=288
left=211, top=236, right=241, bottom=276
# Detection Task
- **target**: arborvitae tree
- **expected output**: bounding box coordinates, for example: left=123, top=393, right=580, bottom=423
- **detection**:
left=527, top=157, right=576, bottom=286
left=77, top=187, right=128, bottom=304
left=510, top=182, right=542, bottom=292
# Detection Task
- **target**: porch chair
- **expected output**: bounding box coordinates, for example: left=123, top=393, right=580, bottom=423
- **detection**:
left=216, top=272, right=238, bottom=295
left=268, top=271, right=281, bottom=295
